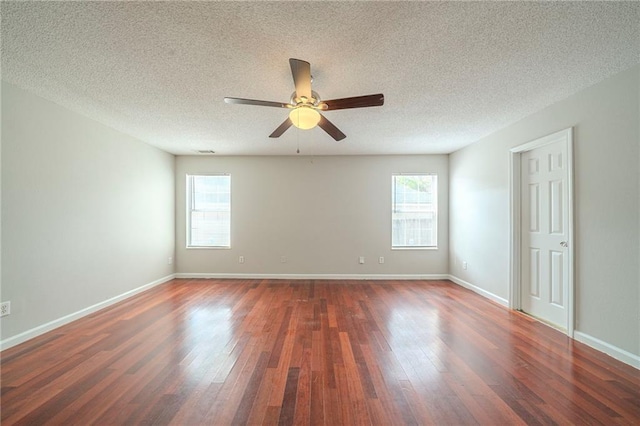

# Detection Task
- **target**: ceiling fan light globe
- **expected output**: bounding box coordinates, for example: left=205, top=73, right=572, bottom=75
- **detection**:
left=289, top=107, right=321, bottom=130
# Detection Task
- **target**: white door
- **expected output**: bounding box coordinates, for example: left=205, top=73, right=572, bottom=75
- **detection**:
left=520, top=139, right=570, bottom=329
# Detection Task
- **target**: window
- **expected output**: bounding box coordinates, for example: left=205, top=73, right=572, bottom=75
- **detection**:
left=392, top=174, right=437, bottom=248
left=187, top=174, right=231, bottom=248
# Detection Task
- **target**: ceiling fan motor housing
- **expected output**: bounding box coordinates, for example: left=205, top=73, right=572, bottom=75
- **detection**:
left=290, top=90, right=322, bottom=108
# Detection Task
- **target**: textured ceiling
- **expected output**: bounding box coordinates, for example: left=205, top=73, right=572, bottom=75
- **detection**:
left=2, top=1, right=639, bottom=156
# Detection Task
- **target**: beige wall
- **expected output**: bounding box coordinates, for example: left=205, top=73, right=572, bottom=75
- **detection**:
left=1, top=82, right=175, bottom=342
left=449, top=65, right=640, bottom=358
left=176, top=155, right=449, bottom=276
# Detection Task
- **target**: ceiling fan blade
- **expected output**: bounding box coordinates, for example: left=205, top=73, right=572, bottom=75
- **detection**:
left=269, top=118, right=293, bottom=138
left=224, top=97, right=289, bottom=108
left=322, top=94, right=384, bottom=111
left=318, top=114, right=346, bottom=141
left=289, top=58, right=312, bottom=100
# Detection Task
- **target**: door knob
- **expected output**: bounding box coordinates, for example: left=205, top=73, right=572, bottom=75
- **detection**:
left=560, top=241, right=568, bottom=247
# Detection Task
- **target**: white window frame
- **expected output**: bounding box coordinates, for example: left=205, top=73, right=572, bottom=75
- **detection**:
left=186, top=173, right=231, bottom=249
left=391, top=173, right=438, bottom=250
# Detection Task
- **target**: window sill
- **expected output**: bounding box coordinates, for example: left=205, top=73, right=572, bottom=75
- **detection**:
left=391, top=246, right=438, bottom=251
left=186, top=246, right=231, bottom=250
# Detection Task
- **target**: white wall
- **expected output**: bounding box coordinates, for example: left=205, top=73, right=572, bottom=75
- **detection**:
left=1, top=82, right=175, bottom=343
left=449, top=65, right=639, bottom=358
left=176, top=155, right=448, bottom=277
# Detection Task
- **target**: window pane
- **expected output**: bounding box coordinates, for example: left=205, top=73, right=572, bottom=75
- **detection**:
left=188, top=175, right=230, bottom=247
left=392, top=174, right=437, bottom=247
left=192, top=175, right=231, bottom=211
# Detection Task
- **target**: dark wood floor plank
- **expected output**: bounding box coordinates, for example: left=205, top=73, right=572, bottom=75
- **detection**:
left=1, top=279, right=638, bottom=425
left=278, top=367, right=300, bottom=425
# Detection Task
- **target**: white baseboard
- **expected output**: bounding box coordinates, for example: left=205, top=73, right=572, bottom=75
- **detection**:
left=574, top=331, right=640, bottom=369
left=447, top=275, right=509, bottom=307
left=0, top=274, right=176, bottom=351
left=447, top=275, right=639, bottom=370
left=174, top=273, right=450, bottom=280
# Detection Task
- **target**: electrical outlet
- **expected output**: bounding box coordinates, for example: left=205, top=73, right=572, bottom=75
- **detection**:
left=239, top=256, right=245, bottom=264
left=168, top=257, right=173, bottom=265
left=0, top=301, right=10, bottom=317
left=379, top=256, right=384, bottom=264
left=359, top=256, right=365, bottom=264
left=463, top=261, right=468, bottom=270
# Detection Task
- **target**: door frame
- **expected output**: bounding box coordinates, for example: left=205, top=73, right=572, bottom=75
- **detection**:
left=508, top=128, right=575, bottom=337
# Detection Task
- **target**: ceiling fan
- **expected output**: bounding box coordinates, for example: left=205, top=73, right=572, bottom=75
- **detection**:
left=224, top=58, right=384, bottom=141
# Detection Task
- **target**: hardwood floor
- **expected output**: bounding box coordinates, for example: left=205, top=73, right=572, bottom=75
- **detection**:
left=1, top=279, right=639, bottom=425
